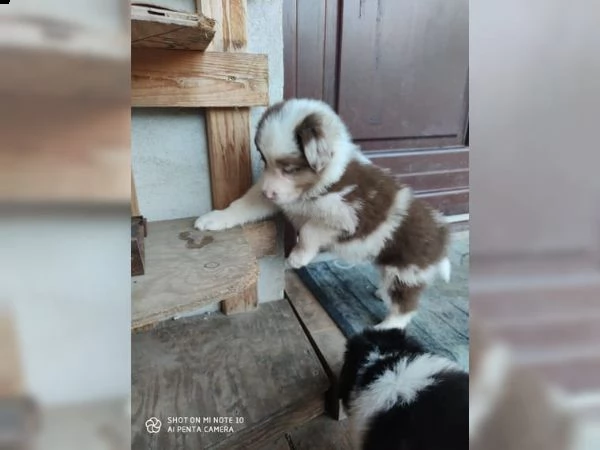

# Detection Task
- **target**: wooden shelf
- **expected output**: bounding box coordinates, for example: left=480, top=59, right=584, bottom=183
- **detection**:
left=0, top=16, right=128, bottom=100
left=132, top=48, right=269, bottom=107
left=131, top=3, right=216, bottom=51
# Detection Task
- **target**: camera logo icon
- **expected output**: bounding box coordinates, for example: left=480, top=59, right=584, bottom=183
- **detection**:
left=145, top=417, right=162, bottom=433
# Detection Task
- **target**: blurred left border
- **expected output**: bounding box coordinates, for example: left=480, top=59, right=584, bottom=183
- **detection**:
left=0, top=1, right=131, bottom=449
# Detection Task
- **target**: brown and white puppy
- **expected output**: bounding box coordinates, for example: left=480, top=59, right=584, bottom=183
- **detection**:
left=195, top=98, right=450, bottom=327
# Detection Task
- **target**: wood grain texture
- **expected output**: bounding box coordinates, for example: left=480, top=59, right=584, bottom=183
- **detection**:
left=205, top=108, right=253, bottom=209
left=0, top=103, right=130, bottom=203
left=198, top=0, right=248, bottom=52
left=0, top=312, right=24, bottom=396
left=221, top=280, right=258, bottom=314
left=131, top=48, right=269, bottom=107
left=131, top=4, right=216, bottom=50
left=285, top=272, right=346, bottom=379
left=242, top=220, right=279, bottom=258
left=131, top=300, right=329, bottom=449
left=209, top=397, right=324, bottom=450
left=131, top=218, right=258, bottom=330
left=286, top=415, right=354, bottom=450
left=285, top=272, right=347, bottom=420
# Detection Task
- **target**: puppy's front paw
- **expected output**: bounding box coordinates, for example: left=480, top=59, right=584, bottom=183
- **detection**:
left=194, top=210, right=236, bottom=231
left=286, top=249, right=312, bottom=269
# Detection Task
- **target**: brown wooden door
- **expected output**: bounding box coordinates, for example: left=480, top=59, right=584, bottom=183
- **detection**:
left=284, top=0, right=469, bottom=215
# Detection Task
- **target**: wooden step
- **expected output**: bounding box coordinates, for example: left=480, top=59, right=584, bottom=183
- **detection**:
left=131, top=3, right=216, bottom=51
left=131, top=300, right=329, bottom=449
left=132, top=218, right=261, bottom=331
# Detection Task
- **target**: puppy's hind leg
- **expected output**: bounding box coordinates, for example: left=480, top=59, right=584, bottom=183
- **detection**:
left=195, top=175, right=278, bottom=231
left=375, top=267, right=424, bottom=330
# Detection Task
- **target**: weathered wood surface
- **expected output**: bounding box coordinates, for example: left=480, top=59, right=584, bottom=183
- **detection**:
left=296, top=232, right=470, bottom=369
left=209, top=396, right=324, bottom=450
left=242, top=220, right=279, bottom=258
left=199, top=0, right=248, bottom=53
left=131, top=49, right=269, bottom=107
left=132, top=300, right=329, bottom=449
left=286, top=415, right=353, bottom=450
left=131, top=4, right=216, bottom=50
left=131, top=218, right=258, bottom=330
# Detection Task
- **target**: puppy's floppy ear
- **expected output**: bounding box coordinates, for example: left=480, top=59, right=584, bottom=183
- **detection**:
left=295, top=113, right=332, bottom=172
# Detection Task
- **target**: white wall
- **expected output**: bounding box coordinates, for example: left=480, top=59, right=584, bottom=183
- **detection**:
left=1, top=208, right=131, bottom=407
left=132, top=0, right=284, bottom=221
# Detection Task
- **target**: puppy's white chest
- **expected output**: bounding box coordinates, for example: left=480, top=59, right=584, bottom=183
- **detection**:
left=283, top=194, right=357, bottom=232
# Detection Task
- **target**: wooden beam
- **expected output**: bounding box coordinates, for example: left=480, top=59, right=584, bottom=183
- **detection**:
left=205, top=108, right=253, bottom=209
left=131, top=171, right=140, bottom=216
left=131, top=4, right=216, bottom=51
left=131, top=48, right=268, bottom=107
left=198, top=0, right=260, bottom=313
left=199, top=0, right=248, bottom=52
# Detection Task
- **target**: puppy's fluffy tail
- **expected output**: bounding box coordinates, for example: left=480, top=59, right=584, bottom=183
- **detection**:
left=438, top=257, right=451, bottom=282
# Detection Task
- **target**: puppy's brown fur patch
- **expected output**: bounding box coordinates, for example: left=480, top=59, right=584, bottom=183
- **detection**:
left=328, top=161, right=398, bottom=241
left=388, top=280, right=425, bottom=314
left=377, top=200, right=449, bottom=270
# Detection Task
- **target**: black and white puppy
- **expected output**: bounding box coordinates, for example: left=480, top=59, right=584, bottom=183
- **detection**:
left=339, top=327, right=468, bottom=450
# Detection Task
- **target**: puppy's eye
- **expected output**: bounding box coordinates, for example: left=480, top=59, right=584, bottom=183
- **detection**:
left=282, top=166, right=301, bottom=175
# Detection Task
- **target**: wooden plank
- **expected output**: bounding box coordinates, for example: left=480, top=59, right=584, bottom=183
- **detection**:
left=0, top=103, right=130, bottom=203
left=205, top=108, right=254, bottom=208
left=131, top=48, right=269, bottom=107
left=0, top=311, right=24, bottom=397
left=199, top=0, right=248, bottom=52
left=131, top=4, right=216, bottom=50
left=285, top=272, right=347, bottom=378
left=131, top=218, right=258, bottom=330
left=209, top=397, right=324, bottom=450
left=242, top=220, right=279, bottom=258
left=286, top=415, right=354, bottom=450
left=285, top=272, right=347, bottom=420
left=131, top=172, right=140, bottom=216
left=0, top=18, right=128, bottom=100
left=221, top=280, right=258, bottom=314
left=132, top=300, right=329, bottom=449
left=200, top=0, right=262, bottom=312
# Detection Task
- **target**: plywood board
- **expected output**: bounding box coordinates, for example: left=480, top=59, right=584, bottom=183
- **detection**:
left=131, top=48, right=269, bottom=107
left=132, top=300, right=329, bottom=449
left=131, top=4, right=216, bottom=50
left=131, top=218, right=259, bottom=330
